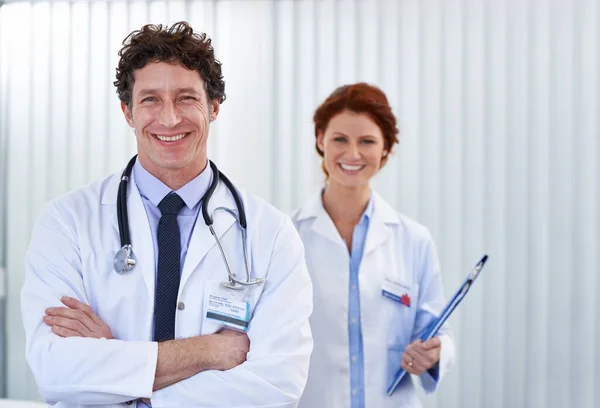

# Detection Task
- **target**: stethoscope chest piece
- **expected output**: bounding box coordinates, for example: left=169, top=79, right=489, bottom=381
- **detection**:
left=114, top=244, right=136, bottom=274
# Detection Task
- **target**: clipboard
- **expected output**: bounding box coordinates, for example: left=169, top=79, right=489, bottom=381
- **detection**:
left=386, top=254, right=489, bottom=396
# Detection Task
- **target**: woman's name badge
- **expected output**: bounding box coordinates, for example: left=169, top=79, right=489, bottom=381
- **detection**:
left=205, top=293, right=251, bottom=332
left=382, top=278, right=412, bottom=307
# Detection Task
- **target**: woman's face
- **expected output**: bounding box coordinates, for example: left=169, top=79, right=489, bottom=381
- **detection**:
left=317, top=110, right=388, bottom=189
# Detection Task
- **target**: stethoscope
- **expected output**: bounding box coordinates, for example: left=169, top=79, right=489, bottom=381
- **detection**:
left=113, top=155, right=264, bottom=290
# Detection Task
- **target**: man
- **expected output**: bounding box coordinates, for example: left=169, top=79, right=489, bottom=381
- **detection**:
left=21, top=22, right=313, bottom=407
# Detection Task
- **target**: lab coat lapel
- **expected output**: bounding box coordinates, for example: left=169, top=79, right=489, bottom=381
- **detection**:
left=179, top=181, right=236, bottom=290
left=102, top=174, right=121, bottom=249
left=363, top=192, right=399, bottom=256
left=301, top=190, right=346, bottom=248
left=127, top=170, right=156, bottom=301
left=312, top=214, right=345, bottom=248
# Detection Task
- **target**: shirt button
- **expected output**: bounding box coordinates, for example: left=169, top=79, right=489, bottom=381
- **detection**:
left=351, top=317, right=357, bottom=324
left=351, top=284, right=357, bottom=291
left=177, top=302, right=185, bottom=311
left=352, top=388, right=357, bottom=396
left=351, top=355, right=357, bottom=363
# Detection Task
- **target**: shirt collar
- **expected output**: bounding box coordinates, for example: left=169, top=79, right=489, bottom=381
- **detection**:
left=133, top=158, right=213, bottom=210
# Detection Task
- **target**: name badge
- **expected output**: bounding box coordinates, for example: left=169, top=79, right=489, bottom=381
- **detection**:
left=382, top=277, right=412, bottom=307
left=205, top=293, right=251, bottom=332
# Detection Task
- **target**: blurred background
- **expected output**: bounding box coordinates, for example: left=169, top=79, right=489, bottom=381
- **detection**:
left=0, top=0, right=598, bottom=407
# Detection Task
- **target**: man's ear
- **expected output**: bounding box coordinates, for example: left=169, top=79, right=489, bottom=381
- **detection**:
left=121, top=102, right=134, bottom=127
left=209, top=100, right=220, bottom=122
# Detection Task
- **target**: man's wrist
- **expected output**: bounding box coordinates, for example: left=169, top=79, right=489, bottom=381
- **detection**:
left=190, top=334, right=219, bottom=372
left=153, top=334, right=219, bottom=392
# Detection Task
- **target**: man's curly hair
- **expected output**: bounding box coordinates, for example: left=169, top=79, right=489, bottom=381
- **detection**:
left=114, top=21, right=226, bottom=109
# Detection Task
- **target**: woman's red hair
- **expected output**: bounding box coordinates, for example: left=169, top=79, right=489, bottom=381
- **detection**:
left=313, top=82, right=399, bottom=174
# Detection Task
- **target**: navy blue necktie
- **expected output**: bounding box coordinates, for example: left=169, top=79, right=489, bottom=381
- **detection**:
left=153, top=193, right=186, bottom=342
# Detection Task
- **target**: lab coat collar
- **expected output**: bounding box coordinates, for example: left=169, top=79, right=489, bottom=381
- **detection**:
left=295, top=188, right=344, bottom=248
left=100, top=172, right=120, bottom=206
left=295, top=188, right=326, bottom=222
left=363, top=191, right=400, bottom=255
left=296, top=188, right=400, bottom=252
left=371, top=191, right=401, bottom=225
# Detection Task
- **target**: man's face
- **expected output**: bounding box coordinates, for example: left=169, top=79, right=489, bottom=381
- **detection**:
left=122, top=61, right=219, bottom=178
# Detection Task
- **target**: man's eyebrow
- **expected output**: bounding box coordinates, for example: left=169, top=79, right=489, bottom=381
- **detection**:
left=173, top=87, right=201, bottom=95
left=137, top=87, right=201, bottom=96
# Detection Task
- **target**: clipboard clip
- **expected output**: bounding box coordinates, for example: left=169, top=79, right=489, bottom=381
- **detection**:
left=459, top=255, right=488, bottom=296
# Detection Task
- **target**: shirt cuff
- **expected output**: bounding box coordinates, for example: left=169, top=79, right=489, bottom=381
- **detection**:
left=426, top=362, right=440, bottom=382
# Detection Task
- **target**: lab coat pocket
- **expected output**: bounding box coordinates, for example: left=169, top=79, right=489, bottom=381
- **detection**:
left=382, top=277, right=417, bottom=306
left=382, top=278, right=419, bottom=345
left=382, top=277, right=419, bottom=307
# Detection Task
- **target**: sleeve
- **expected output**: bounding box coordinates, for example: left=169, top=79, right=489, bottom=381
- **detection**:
left=150, top=216, right=314, bottom=408
left=410, top=230, right=456, bottom=394
left=21, top=202, right=158, bottom=405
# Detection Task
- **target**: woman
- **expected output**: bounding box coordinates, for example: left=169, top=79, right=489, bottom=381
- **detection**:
left=293, top=83, right=455, bottom=408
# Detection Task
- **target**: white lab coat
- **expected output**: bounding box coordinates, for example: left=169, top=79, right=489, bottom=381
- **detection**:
left=292, top=190, right=455, bottom=408
left=21, top=169, right=313, bottom=408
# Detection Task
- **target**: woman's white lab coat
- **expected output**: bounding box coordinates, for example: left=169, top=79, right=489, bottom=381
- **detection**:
left=21, top=169, right=313, bottom=408
left=292, top=190, right=455, bottom=408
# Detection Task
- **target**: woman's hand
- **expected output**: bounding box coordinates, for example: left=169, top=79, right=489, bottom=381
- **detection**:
left=400, top=337, right=441, bottom=375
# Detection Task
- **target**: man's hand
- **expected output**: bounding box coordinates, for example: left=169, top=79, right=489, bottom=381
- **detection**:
left=209, top=329, right=250, bottom=371
left=44, top=296, right=114, bottom=339
left=151, top=329, right=250, bottom=393
left=400, top=337, right=441, bottom=375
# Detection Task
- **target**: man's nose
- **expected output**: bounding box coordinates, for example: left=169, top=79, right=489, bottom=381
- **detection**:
left=158, top=101, right=182, bottom=128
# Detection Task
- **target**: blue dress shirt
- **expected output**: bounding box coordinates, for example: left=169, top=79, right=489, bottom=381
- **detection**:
left=348, top=197, right=374, bottom=408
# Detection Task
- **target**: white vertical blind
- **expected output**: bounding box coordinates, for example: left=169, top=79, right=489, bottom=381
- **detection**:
left=0, top=0, right=598, bottom=406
